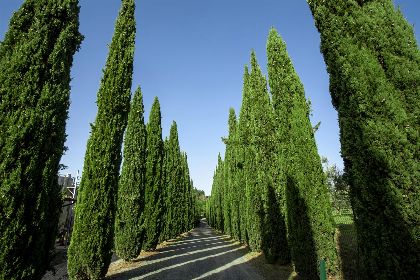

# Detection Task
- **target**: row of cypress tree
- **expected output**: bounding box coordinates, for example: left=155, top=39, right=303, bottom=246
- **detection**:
left=67, top=1, right=200, bottom=279
left=207, top=28, right=338, bottom=279
left=208, top=1, right=419, bottom=279
left=0, top=0, right=199, bottom=279
left=114, top=93, right=199, bottom=263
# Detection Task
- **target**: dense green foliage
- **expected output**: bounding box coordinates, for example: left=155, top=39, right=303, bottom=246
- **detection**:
left=114, top=87, right=147, bottom=260
left=307, top=0, right=420, bottom=278
left=0, top=0, right=82, bottom=279
left=194, top=188, right=207, bottom=218
left=67, top=0, right=135, bottom=278
left=322, top=158, right=351, bottom=214
left=224, top=109, right=238, bottom=239
left=208, top=155, right=225, bottom=232
left=143, top=98, right=165, bottom=250
left=163, top=123, right=183, bottom=239
left=208, top=29, right=337, bottom=278
left=267, top=29, right=337, bottom=278
left=160, top=122, right=199, bottom=241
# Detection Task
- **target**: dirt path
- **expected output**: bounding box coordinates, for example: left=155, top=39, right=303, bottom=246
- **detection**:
left=107, top=220, right=267, bottom=280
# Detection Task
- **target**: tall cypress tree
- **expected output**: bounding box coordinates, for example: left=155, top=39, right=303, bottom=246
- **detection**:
left=67, top=0, right=135, bottom=278
left=243, top=52, right=265, bottom=252
left=248, top=52, right=289, bottom=263
left=143, top=97, right=164, bottom=250
left=208, top=154, right=225, bottom=231
left=225, top=109, right=239, bottom=240
left=181, top=153, right=193, bottom=232
left=114, top=87, right=147, bottom=261
left=307, top=1, right=420, bottom=278
left=267, top=28, right=337, bottom=278
left=0, top=1, right=82, bottom=279
left=164, top=122, right=184, bottom=239
left=236, top=66, right=251, bottom=244
left=159, top=137, right=170, bottom=242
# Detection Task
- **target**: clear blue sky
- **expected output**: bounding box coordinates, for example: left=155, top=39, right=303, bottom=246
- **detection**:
left=1, top=0, right=419, bottom=195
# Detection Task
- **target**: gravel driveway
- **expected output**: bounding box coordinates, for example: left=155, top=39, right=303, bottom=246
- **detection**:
left=108, top=219, right=265, bottom=280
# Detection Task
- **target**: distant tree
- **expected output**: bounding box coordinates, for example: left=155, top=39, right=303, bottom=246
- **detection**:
left=0, top=0, right=82, bottom=279
left=321, top=158, right=351, bottom=214
left=180, top=153, right=193, bottom=231
left=114, top=87, right=147, bottom=260
left=308, top=0, right=420, bottom=277
left=143, top=98, right=164, bottom=251
left=267, top=28, right=337, bottom=278
left=194, top=188, right=207, bottom=218
left=208, top=154, right=225, bottom=231
left=67, top=0, right=135, bottom=278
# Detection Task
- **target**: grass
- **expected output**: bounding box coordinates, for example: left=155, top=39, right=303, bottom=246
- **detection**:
left=334, top=214, right=358, bottom=280
left=333, top=214, right=354, bottom=225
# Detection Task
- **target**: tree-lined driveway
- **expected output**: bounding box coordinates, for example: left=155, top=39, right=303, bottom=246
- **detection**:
left=108, top=219, right=265, bottom=280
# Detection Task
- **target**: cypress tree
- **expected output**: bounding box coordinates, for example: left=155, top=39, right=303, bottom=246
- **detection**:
left=236, top=66, right=251, bottom=244
left=159, top=137, right=170, bottom=242
left=143, top=97, right=164, bottom=251
left=242, top=52, right=264, bottom=252
left=225, top=109, right=239, bottom=240
left=209, top=155, right=225, bottom=231
left=248, top=52, right=289, bottom=263
left=222, top=152, right=232, bottom=236
left=179, top=152, right=187, bottom=232
left=267, top=28, right=337, bottom=278
left=181, top=153, right=193, bottom=232
left=114, top=87, right=147, bottom=261
left=0, top=1, right=82, bottom=279
left=216, top=155, right=225, bottom=232
left=307, top=1, right=420, bottom=277
left=164, top=122, right=184, bottom=239
left=67, top=0, right=135, bottom=278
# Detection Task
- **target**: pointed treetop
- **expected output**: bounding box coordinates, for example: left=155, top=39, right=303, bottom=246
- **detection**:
left=228, top=108, right=237, bottom=124
left=150, top=96, right=160, bottom=115
left=228, top=108, right=237, bottom=135
left=239, top=65, right=251, bottom=119
left=267, top=27, right=286, bottom=52
left=131, top=86, right=144, bottom=115
left=169, top=121, right=180, bottom=152
left=249, top=50, right=267, bottom=90
left=250, top=50, right=259, bottom=70
left=267, top=27, right=304, bottom=115
left=148, top=97, right=162, bottom=127
left=244, top=65, right=249, bottom=77
left=169, top=121, right=179, bottom=138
